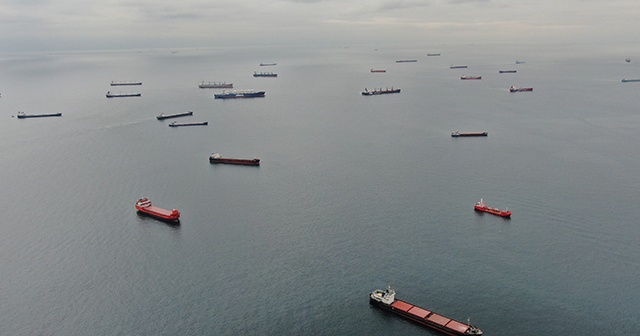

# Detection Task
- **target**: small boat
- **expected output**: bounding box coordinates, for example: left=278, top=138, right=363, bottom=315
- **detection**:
left=111, top=81, right=142, bottom=86
left=625, top=58, right=631, bottom=63
left=198, top=81, right=233, bottom=89
left=253, top=72, right=277, bottom=77
left=157, top=111, right=193, bottom=120
left=361, top=87, right=401, bottom=96
left=396, top=59, right=417, bottom=63
left=515, top=60, right=526, bottom=64
left=621, top=79, right=640, bottom=83
left=168, top=121, right=208, bottom=127
left=427, top=53, right=441, bottom=56
left=461, top=75, right=482, bottom=80
left=135, top=198, right=180, bottom=223
left=451, top=131, right=488, bottom=137
left=209, top=153, right=260, bottom=166
left=370, top=69, right=386, bottom=73
left=17, top=111, right=62, bottom=119
left=106, top=91, right=141, bottom=98
left=499, top=70, right=517, bottom=73
left=509, top=86, right=533, bottom=92
left=474, top=198, right=511, bottom=218
left=214, top=90, right=266, bottom=99
left=450, top=65, right=468, bottom=69
left=260, top=63, right=277, bottom=66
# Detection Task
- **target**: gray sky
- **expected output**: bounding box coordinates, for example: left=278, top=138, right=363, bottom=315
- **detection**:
left=1, top=0, right=639, bottom=51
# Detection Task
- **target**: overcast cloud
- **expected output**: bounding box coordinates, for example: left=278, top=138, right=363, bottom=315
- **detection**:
left=1, top=0, right=638, bottom=51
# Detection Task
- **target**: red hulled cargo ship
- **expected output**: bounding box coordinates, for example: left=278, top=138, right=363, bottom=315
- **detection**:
left=474, top=198, right=511, bottom=218
left=209, top=153, right=260, bottom=166
left=135, top=198, right=180, bottom=223
left=370, top=286, right=483, bottom=336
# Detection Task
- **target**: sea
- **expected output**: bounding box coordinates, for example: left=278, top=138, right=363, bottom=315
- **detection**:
left=1, top=43, right=639, bottom=336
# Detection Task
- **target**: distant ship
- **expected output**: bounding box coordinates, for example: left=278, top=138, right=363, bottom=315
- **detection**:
left=509, top=86, right=533, bottom=92
left=260, top=63, right=277, bottom=66
left=370, top=286, right=483, bottom=336
left=199, top=81, right=233, bottom=89
left=450, top=65, right=468, bottom=69
left=474, top=198, right=511, bottom=218
left=253, top=72, right=277, bottom=77
left=451, top=131, right=487, bottom=137
left=362, top=87, right=401, bottom=95
left=370, top=69, right=386, bottom=73
left=110, top=81, right=142, bottom=86
left=168, top=121, right=208, bottom=127
left=515, top=60, right=526, bottom=64
left=135, top=198, right=180, bottom=223
left=625, top=58, right=631, bottom=63
left=214, top=90, right=266, bottom=99
left=209, top=153, right=260, bottom=166
left=106, top=91, right=141, bottom=98
left=427, top=53, right=441, bottom=56
left=461, top=76, right=482, bottom=80
left=499, top=70, right=517, bottom=73
left=157, top=111, right=193, bottom=120
left=17, top=111, right=62, bottom=119
left=396, top=59, right=417, bottom=63
left=621, top=79, right=640, bottom=83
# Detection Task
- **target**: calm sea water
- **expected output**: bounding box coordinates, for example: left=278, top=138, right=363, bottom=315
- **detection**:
left=1, top=43, right=639, bottom=335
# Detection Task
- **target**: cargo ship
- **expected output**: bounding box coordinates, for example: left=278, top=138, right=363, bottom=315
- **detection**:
left=209, top=153, right=260, bottom=166
left=621, top=79, right=640, bottom=83
left=499, top=70, right=517, bottom=73
left=253, top=72, right=277, bottom=77
left=135, top=198, right=180, bottom=223
left=260, top=63, right=277, bottom=66
left=461, top=76, right=482, bottom=80
left=214, top=90, right=266, bottom=99
left=199, top=81, right=233, bottom=89
left=370, top=286, right=483, bottom=336
left=396, top=59, right=417, bottom=63
left=450, top=65, right=468, bottom=69
left=509, top=86, right=533, bottom=92
left=451, top=131, right=487, bottom=137
left=106, top=91, right=141, bottom=98
left=474, top=198, right=511, bottom=218
left=17, top=111, right=62, bottom=119
left=362, top=87, right=401, bottom=95
left=110, top=81, right=142, bottom=86
left=157, top=111, right=193, bottom=120
left=370, top=69, right=386, bottom=73
left=168, top=121, right=208, bottom=127
left=427, top=53, right=441, bottom=56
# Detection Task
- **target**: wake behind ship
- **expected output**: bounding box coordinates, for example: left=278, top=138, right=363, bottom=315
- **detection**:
left=370, top=286, right=483, bottom=335
left=214, top=90, right=265, bottom=99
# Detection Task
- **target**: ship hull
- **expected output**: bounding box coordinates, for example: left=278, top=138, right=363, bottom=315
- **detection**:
left=106, top=93, right=141, bottom=98
left=210, top=158, right=260, bottom=166
left=451, top=132, right=488, bottom=137
left=136, top=210, right=180, bottom=224
left=135, top=204, right=180, bottom=223
left=168, top=122, right=208, bottom=127
left=370, top=299, right=479, bottom=336
left=199, top=83, right=233, bottom=89
left=214, top=91, right=265, bottom=99
left=157, top=111, right=193, bottom=120
left=17, top=113, right=62, bottom=119
left=362, top=89, right=401, bottom=95
left=474, top=206, right=511, bottom=218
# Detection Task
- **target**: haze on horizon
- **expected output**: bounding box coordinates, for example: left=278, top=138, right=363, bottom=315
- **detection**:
left=1, top=0, right=639, bottom=52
